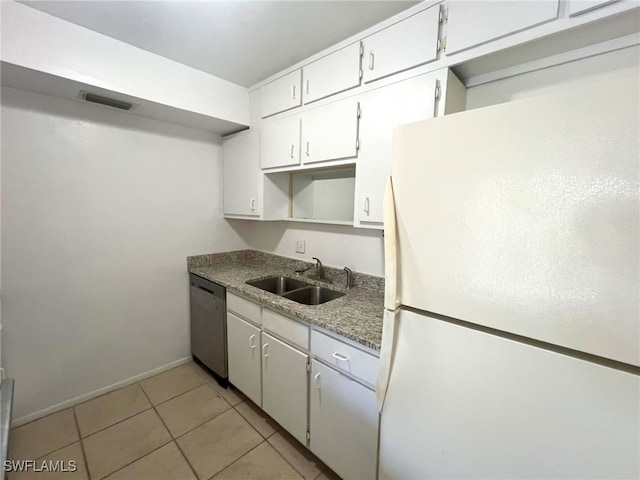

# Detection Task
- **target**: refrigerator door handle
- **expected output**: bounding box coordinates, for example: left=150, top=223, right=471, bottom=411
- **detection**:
left=376, top=308, right=399, bottom=412
left=383, top=176, right=400, bottom=310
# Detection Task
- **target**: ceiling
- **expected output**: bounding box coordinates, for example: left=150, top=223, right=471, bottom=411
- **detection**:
left=19, top=1, right=419, bottom=87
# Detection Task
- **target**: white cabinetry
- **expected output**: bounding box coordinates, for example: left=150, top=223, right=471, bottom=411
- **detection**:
left=261, top=332, right=309, bottom=444
left=310, top=360, right=379, bottom=480
left=301, top=98, right=360, bottom=166
left=303, top=42, right=362, bottom=104
left=261, top=70, right=302, bottom=118
left=355, top=69, right=465, bottom=228
left=568, top=0, right=618, bottom=16
left=223, top=131, right=261, bottom=217
left=227, top=311, right=262, bottom=406
left=445, top=0, right=560, bottom=55
left=362, top=4, right=441, bottom=84
left=260, top=115, right=301, bottom=169
left=309, top=329, right=380, bottom=480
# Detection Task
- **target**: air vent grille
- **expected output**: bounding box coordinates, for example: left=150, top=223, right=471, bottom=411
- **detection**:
left=82, top=93, right=133, bottom=110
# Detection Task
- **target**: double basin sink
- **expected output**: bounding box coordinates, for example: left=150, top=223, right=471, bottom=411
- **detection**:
left=246, top=276, right=344, bottom=305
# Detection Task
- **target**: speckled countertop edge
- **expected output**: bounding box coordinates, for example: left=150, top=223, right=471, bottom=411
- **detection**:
left=187, top=250, right=384, bottom=351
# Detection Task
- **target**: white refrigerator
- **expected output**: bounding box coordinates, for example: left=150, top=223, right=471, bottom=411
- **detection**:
left=377, top=74, right=639, bottom=479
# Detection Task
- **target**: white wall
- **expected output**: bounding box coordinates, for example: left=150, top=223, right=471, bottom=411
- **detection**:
left=1, top=87, right=248, bottom=420
left=233, top=220, right=385, bottom=276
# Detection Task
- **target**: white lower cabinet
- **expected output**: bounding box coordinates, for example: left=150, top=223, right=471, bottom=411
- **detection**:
left=227, top=312, right=262, bottom=406
left=310, top=359, right=379, bottom=480
left=261, top=332, right=309, bottom=444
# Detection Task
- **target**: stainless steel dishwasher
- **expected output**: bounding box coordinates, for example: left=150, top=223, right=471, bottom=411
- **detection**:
left=189, top=273, right=227, bottom=385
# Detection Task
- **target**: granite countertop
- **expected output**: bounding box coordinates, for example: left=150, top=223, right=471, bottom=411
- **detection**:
left=188, top=250, right=384, bottom=351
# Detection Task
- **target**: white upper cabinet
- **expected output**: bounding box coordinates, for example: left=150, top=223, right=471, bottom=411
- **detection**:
left=568, top=0, right=619, bottom=16
left=260, top=70, right=302, bottom=118
left=445, top=0, right=560, bottom=56
left=303, top=42, right=363, bottom=105
left=362, top=4, right=441, bottom=84
left=301, top=98, right=360, bottom=165
left=223, top=131, right=261, bottom=217
left=260, top=114, right=301, bottom=169
left=354, top=75, right=437, bottom=226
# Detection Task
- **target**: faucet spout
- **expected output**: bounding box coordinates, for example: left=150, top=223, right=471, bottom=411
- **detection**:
left=312, top=257, right=324, bottom=279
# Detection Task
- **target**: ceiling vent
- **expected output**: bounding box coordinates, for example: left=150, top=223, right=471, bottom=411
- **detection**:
left=81, top=92, right=133, bottom=110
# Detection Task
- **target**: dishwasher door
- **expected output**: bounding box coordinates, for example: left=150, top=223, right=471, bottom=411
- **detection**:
left=189, top=274, right=227, bottom=380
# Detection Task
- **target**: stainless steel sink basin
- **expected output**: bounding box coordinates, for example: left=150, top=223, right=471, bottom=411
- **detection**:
left=246, top=276, right=310, bottom=295
left=281, top=286, right=345, bottom=305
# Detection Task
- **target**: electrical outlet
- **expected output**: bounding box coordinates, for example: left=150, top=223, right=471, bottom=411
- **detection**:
left=295, top=239, right=305, bottom=254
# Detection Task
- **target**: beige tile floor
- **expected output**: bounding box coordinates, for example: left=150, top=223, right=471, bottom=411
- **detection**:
left=7, top=362, right=341, bottom=480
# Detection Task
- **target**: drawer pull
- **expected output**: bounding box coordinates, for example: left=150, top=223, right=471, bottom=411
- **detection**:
left=332, top=352, right=350, bottom=362
left=249, top=334, right=256, bottom=349
left=313, top=372, right=321, bottom=389
left=368, top=50, right=375, bottom=70
left=291, top=85, right=296, bottom=100
left=305, top=141, right=310, bottom=157
left=289, top=144, right=295, bottom=158
left=306, top=80, right=310, bottom=95
left=262, top=343, right=269, bottom=358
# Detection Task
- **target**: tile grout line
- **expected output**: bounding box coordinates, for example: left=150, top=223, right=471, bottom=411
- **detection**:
left=265, top=432, right=320, bottom=480
left=138, top=380, right=201, bottom=480
left=71, top=407, right=92, bottom=480
left=205, top=438, right=268, bottom=480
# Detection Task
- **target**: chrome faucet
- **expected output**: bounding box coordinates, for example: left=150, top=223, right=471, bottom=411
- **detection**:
left=312, top=257, right=325, bottom=279
left=343, top=267, right=353, bottom=289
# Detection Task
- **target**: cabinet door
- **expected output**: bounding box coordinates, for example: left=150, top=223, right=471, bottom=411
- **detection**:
left=354, top=74, right=437, bottom=226
left=301, top=99, right=359, bottom=165
left=310, top=360, right=379, bottom=480
left=260, top=70, right=302, bottom=118
left=445, top=1, right=560, bottom=55
left=227, top=312, right=262, bottom=406
left=303, top=42, right=362, bottom=105
left=223, top=131, right=261, bottom=217
left=362, top=5, right=440, bottom=84
left=261, top=333, right=308, bottom=445
left=260, top=115, right=301, bottom=169
left=568, top=0, right=618, bottom=16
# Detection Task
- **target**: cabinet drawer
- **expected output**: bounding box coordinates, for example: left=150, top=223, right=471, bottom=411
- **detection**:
left=362, top=5, right=440, bottom=84
left=261, top=70, right=302, bottom=118
left=301, top=98, right=359, bottom=165
left=262, top=309, right=309, bottom=350
left=227, top=293, right=261, bottom=325
left=311, top=330, right=378, bottom=386
left=303, top=42, right=362, bottom=105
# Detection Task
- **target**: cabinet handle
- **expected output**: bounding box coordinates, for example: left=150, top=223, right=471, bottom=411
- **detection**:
left=262, top=343, right=269, bottom=358
left=305, top=80, right=310, bottom=95
left=249, top=334, right=256, bottom=349
left=364, top=197, right=370, bottom=216
left=368, top=50, right=375, bottom=70
left=305, top=141, right=310, bottom=157
left=332, top=352, right=350, bottom=362
left=250, top=198, right=256, bottom=211
left=291, top=85, right=296, bottom=100
left=313, top=372, right=321, bottom=389
left=289, top=144, right=295, bottom=158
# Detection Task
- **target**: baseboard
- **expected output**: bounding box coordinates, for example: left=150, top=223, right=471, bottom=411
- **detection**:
left=11, top=356, right=192, bottom=427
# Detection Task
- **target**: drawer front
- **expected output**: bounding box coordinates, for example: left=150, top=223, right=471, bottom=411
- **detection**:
left=227, top=293, right=261, bottom=325
left=262, top=309, right=309, bottom=350
left=311, top=330, right=378, bottom=386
